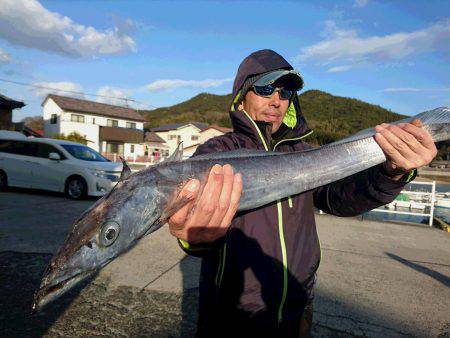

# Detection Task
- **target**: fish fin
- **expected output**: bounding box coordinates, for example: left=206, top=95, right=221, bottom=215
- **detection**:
left=166, top=142, right=184, bottom=162
left=119, top=157, right=132, bottom=181
left=143, top=195, right=193, bottom=237
left=191, top=148, right=273, bottom=160
left=160, top=195, right=193, bottom=221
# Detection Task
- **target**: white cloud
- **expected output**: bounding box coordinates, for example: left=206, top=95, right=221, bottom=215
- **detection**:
left=353, top=0, right=368, bottom=8
left=0, top=48, right=11, bottom=65
left=327, top=65, right=352, bottom=73
left=380, top=87, right=450, bottom=93
left=297, top=20, right=450, bottom=67
left=31, top=81, right=84, bottom=98
left=146, top=78, right=233, bottom=92
left=0, top=0, right=136, bottom=57
left=96, top=86, right=131, bottom=106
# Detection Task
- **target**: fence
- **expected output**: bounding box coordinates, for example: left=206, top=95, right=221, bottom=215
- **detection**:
left=370, top=181, right=436, bottom=226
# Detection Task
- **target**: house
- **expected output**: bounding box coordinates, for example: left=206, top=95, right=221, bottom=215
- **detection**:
left=150, top=122, right=208, bottom=156
left=144, top=131, right=170, bottom=162
left=200, top=124, right=232, bottom=143
left=0, top=94, right=25, bottom=130
left=42, top=94, right=146, bottom=159
left=150, top=122, right=232, bottom=158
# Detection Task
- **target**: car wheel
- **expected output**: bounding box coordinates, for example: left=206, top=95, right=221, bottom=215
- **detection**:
left=0, top=171, right=7, bottom=191
left=65, top=176, right=87, bottom=200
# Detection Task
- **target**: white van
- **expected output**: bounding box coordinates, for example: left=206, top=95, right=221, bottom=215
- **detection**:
left=0, top=135, right=123, bottom=199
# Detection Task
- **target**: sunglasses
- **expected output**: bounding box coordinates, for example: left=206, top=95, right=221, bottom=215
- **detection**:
left=252, top=84, right=294, bottom=100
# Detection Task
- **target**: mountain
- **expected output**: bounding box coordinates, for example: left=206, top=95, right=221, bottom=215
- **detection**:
left=142, top=90, right=405, bottom=145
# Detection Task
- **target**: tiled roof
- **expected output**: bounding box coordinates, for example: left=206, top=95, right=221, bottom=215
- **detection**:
left=0, top=93, right=25, bottom=109
left=145, top=132, right=166, bottom=143
left=150, top=122, right=209, bottom=132
left=99, top=126, right=144, bottom=143
left=201, top=124, right=232, bottom=133
left=44, top=94, right=146, bottom=122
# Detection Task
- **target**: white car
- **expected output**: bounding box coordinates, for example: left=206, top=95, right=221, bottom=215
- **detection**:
left=0, top=135, right=123, bottom=199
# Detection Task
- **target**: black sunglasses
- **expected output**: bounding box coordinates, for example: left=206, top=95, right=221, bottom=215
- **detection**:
left=252, top=84, right=294, bottom=100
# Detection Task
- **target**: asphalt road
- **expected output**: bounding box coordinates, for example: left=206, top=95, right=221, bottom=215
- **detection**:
left=1, top=189, right=449, bottom=337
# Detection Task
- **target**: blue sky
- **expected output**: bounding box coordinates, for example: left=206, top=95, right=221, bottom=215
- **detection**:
left=0, top=0, right=449, bottom=122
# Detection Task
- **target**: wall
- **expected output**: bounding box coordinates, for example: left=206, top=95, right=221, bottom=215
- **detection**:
left=0, top=108, right=12, bottom=130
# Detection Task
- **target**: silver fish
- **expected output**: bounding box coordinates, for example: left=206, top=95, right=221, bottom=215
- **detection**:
left=32, top=107, right=450, bottom=311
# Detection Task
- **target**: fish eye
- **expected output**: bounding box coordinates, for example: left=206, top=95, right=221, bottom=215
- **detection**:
left=100, top=221, right=121, bottom=247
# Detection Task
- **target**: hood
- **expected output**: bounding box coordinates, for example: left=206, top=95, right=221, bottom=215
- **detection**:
left=229, top=49, right=311, bottom=147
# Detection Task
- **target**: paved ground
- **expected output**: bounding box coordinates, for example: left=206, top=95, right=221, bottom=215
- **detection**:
left=1, top=189, right=449, bottom=337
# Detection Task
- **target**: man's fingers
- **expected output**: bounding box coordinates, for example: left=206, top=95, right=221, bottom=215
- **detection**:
left=374, top=132, right=414, bottom=169
left=206, top=164, right=235, bottom=229
left=168, top=179, right=200, bottom=230
left=220, top=173, right=243, bottom=228
left=375, top=124, right=418, bottom=165
left=186, top=164, right=224, bottom=228
left=400, top=122, right=437, bottom=154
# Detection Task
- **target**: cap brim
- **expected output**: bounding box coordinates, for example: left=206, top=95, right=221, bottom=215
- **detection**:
left=253, top=70, right=304, bottom=90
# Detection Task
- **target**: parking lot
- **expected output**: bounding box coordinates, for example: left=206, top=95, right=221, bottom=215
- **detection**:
left=1, top=189, right=449, bottom=337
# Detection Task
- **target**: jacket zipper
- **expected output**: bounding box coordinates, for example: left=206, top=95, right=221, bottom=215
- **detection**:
left=272, top=130, right=313, bottom=323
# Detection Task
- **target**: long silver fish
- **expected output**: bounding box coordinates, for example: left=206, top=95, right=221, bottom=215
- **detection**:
left=33, top=107, right=450, bottom=311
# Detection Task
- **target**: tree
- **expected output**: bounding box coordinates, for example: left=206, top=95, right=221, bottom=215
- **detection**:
left=21, top=116, right=44, bottom=130
left=53, top=131, right=88, bottom=145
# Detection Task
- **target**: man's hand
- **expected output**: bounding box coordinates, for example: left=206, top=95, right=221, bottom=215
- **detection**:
left=168, top=164, right=243, bottom=244
left=374, top=119, right=437, bottom=180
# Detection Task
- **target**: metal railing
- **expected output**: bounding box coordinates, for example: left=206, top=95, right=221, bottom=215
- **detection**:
left=370, top=181, right=436, bottom=226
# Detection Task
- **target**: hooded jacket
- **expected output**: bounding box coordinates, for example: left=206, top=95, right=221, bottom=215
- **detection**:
left=180, top=49, right=412, bottom=336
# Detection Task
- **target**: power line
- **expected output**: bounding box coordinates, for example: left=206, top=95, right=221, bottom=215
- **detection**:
left=0, top=77, right=158, bottom=110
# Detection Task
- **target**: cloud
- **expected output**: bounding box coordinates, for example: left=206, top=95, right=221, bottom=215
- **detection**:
left=297, top=20, right=450, bottom=68
left=380, top=87, right=450, bottom=93
left=31, top=81, right=84, bottom=98
left=353, top=0, right=368, bottom=8
left=0, top=48, right=11, bottom=65
left=327, top=65, right=352, bottom=73
left=96, top=86, right=131, bottom=106
left=146, top=78, right=233, bottom=92
left=0, top=0, right=136, bottom=57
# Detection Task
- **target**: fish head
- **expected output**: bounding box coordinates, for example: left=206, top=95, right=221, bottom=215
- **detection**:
left=32, top=177, right=164, bottom=311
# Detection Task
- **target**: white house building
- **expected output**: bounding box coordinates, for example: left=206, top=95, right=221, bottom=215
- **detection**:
left=150, top=122, right=232, bottom=158
left=43, top=94, right=146, bottom=160
left=150, top=122, right=209, bottom=156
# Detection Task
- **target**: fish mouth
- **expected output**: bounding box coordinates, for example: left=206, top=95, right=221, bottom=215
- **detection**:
left=32, top=269, right=95, bottom=313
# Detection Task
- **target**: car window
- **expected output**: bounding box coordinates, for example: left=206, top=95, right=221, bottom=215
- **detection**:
left=61, top=144, right=109, bottom=162
left=0, top=140, right=13, bottom=153
left=15, top=141, right=38, bottom=157
left=36, top=143, right=66, bottom=159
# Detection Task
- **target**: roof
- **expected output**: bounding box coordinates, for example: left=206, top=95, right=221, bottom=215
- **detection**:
left=99, top=126, right=144, bottom=144
left=150, top=122, right=209, bottom=132
left=145, top=132, right=166, bottom=143
left=201, top=124, right=232, bottom=133
left=43, top=94, right=146, bottom=122
left=0, top=93, right=25, bottom=109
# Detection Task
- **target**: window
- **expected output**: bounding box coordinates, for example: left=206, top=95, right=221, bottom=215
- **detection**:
left=71, top=114, right=85, bottom=123
left=126, top=122, right=136, bottom=129
left=0, top=141, right=38, bottom=157
left=168, top=135, right=177, bottom=140
left=92, top=118, right=96, bottom=124
left=107, top=119, right=118, bottom=127
left=50, top=114, right=57, bottom=124
left=36, top=143, right=65, bottom=159
left=61, top=144, right=108, bottom=162
left=130, top=144, right=135, bottom=153
left=191, top=135, right=199, bottom=141
left=106, top=142, right=124, bottom=155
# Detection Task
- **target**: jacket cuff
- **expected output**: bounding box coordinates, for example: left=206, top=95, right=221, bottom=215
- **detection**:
left=177, top=237, right=224, bottom=257
left=374, top=165, right=417, bottom=189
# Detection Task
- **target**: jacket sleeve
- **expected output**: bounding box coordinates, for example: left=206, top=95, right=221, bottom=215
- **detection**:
left=177, top=136, right=234, bottom=257
left=313, top=164, right=416, bottom=217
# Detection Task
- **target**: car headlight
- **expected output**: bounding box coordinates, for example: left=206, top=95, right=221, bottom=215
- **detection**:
left=90, top=169, right=119, bottom=182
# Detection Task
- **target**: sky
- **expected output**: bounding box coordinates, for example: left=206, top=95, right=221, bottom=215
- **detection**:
left=0, top=0, right=449, bottom=122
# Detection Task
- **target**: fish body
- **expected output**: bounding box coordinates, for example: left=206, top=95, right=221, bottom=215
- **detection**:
left=33, top=107, right=450, bottom=311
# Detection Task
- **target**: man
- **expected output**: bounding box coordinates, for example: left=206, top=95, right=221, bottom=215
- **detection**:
left=168, top=49, right=437, bottom=337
